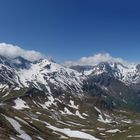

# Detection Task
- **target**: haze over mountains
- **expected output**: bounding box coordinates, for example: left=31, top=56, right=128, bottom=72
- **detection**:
left=0, top=43, right=140, bottom=140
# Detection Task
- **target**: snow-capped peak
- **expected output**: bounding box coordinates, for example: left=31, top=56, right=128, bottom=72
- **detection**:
left=71, top=61, right=140, bottom=85
left=0, top=55, right=84, bottom=94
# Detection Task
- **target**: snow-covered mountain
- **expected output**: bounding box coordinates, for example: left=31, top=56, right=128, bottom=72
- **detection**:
left=1, top=54, right=140, bottom=107
left=1, top=53, right=140, bottom=95
left=71, top=62, right=140, bottom=85
left=0, top=55, right=84, bottom=94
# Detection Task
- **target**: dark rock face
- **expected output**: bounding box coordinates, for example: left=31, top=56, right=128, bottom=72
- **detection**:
left=13, top=56, right=31, bottom=69
left=70, top=65, right=94, bottom=73
left=136, top=64, right=140, bottom=71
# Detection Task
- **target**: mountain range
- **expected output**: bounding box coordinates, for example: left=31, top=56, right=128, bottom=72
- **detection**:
left=0, top=54, right=140, bottom=140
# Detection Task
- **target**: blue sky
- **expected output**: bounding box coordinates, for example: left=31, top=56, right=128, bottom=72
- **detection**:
left=0, top=0, right=140, bottom=63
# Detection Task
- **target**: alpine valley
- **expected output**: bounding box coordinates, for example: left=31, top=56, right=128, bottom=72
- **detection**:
left=0, top=54, right=140, bottom=140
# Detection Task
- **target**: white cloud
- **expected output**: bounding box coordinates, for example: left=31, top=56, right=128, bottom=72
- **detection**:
left=64, top=53, right=130, bottom=66
left=0, top=43, right=45, bottom=61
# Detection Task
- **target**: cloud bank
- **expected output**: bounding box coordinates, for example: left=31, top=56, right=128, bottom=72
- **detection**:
left=64, top=53, right=130, bottom=66
left=0, top=43, right=45, bottom=61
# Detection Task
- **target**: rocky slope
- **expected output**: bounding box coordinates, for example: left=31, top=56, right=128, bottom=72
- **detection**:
left=0, top=88, right=140, bottom=140
left=71, top=62, right=140, bottom=111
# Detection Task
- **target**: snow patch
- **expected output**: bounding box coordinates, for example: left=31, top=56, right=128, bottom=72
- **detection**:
left=2, top=92, right=10, bottom=97
left=82, top=113, right=89, bottom=117
left=45, top=95, right=54, bottom=107
left=13, top=98, right=29, bottom=110
left=64, top=107, right=74, bottom=115
left=94, top=107, right=101, bottom=114
left=3, top=115, right=32, bottom=140
left=33, top=118, right=100, bottom=140
left=106, top=129, right=121, bottom=133
left=48, top=125, right=100, bottom=140
left=97, top=127, right=106, bottom=131
left=75, top=110, right=86, bottom=119
left=128, top=135, right=140, bottom=138
left=98, top=114, right=112, bottom=124
left=69, top=100, right=79, bottom=109
left=121, top=119, right=132, bottom=124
